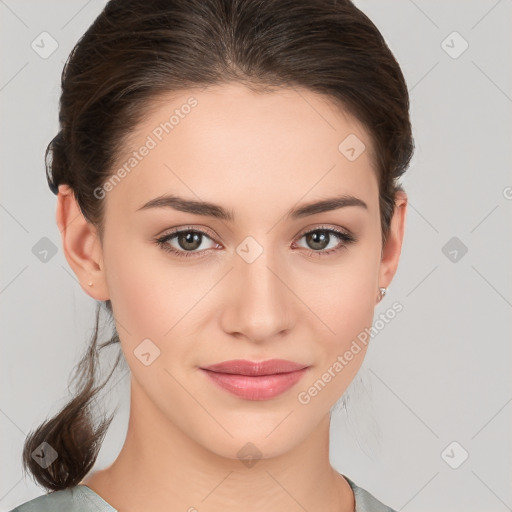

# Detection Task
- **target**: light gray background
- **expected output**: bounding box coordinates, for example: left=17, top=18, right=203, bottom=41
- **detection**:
left=1, top=1, right=511, bottom=511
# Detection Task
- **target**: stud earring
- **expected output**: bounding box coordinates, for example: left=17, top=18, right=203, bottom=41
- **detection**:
left=377, top=287, right=387, bottom=302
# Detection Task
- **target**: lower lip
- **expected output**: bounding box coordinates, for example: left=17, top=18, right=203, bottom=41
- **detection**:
left=200, top=368, right=309, bottom=400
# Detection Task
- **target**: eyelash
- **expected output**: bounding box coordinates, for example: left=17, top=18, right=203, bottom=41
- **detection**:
left=155, top=225, right=357, bottom=260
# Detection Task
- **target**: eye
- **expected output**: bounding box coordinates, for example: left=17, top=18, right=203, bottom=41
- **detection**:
left=155, top=226, right=219, bottom=259
left=155, top=225, right=357, bottom=259
left=293, top=225, right=357, bottom=257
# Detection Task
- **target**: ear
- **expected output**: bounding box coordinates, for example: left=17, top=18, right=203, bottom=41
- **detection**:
left=377, top=189, right=408, bottom=298
left=55, top=184, right=110, bottom=301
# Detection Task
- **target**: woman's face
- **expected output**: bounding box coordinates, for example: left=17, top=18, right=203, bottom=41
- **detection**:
left=77, top=82, right=404, bottom=460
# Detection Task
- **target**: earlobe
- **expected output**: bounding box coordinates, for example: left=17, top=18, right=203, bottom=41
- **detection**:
left=377, top=190, right=408, bottom=295
left=56, top=184, right=110, bottom=301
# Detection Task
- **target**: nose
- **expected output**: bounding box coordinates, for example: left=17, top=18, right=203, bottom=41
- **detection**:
left=219, top=246, right=295, bottom=344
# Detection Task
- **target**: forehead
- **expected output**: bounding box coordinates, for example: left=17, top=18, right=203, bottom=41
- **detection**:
left=104, top=82, right=379, bottom=221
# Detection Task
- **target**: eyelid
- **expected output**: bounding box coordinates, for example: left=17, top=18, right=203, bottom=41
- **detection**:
left=155, top=223, right=357, bottom=259
left=294, top=223, right=353, bottom=239
left=158, top=224, right=218, bottom=240
left=158, top=223, right=353, bottom=244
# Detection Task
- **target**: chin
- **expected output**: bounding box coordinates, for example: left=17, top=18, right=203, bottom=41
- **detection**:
left=193, top=422, right=306, bottom=464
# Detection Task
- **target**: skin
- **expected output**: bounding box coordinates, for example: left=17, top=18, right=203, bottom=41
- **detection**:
left=56, top=82, right=407, bottom=512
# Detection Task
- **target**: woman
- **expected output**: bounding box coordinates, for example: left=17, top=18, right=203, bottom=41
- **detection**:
left=11, top=0, right=413, bottom=510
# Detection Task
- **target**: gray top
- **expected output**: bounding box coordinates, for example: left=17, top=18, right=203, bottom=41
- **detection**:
left=8, top=474, right=396, bottom=512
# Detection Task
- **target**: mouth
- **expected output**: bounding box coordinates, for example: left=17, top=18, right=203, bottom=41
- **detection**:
left=199, top=359, right=310, bottom=400
left=201, top=358, right=309, bottom=376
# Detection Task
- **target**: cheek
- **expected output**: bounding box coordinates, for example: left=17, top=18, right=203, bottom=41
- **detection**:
left=312, top=246, right=380, bottom=339
left=102, top=241, right=190, bottom=401
left=102, top=235, right=170, bottom=341
left=303, top=239, right=380, bottom=400
left=299, top=280, right=377, bottom=410
left=103, top=235, right=212, bottom=356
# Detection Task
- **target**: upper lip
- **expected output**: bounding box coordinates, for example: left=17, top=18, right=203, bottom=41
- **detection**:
left=201, top=359, right=309, bottom=376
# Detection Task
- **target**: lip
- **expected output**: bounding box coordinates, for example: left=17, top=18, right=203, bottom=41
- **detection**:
left=200, top=359, right=310, bottom=401
left=202, top=359, right=308, bottom=376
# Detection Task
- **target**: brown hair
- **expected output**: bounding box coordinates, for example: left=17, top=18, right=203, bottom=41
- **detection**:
left=23, top=0, right=414, bottom=491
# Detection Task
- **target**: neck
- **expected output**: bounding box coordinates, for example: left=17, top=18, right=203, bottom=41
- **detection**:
left=81, top=379, right=355, bottom=512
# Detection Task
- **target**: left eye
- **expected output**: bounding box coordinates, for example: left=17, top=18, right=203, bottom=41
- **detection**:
left=155, top=226, right=356, bottom=259
left=155, top=228, right=218, bottom=258
left=294, top=228, right=354, bottom=254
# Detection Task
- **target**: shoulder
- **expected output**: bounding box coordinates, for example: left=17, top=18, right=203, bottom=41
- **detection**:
left=342, top=474, right=397, bottom=512
left=7, top=485, right=115, bottom=512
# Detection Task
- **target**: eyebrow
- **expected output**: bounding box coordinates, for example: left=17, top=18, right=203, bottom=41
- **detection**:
left=136, top=194, right=368, bottom=221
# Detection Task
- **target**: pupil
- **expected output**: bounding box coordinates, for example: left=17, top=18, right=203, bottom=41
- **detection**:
left=308, top=231, right=329, bottom=250
left=180, top=232, right=201, bottom=250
